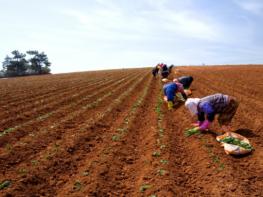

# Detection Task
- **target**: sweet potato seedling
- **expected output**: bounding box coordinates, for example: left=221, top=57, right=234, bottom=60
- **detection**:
left=18, top=168, right=27, bottom=176
left=82, top=170, right=90, bottom=176
left=0, top=180, right=11, bottom=190
left=31, top=160, right=39, bottom=166
left=140, top=184, right=152, bottom=192
left=160, top=159, right=168, bottom=164
left=157, top=169, right=167, bottom=176
left=112, top=135, right=120, bottom=142
left=5, top=143, right=12, bottom=151
left=152, top=151, right=161, bottom=157
left=73, top=181, right=82, bottom=191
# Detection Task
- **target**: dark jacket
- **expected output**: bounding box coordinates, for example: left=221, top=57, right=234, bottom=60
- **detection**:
left=152, top=67, right=159, bottom=77
left=178, top=76, right=193, bottom=89
left=161, top=64, right=169, bottom=78
left=168, top=65, right=174, bottom=73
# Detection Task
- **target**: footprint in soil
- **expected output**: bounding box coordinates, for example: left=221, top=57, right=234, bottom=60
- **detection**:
left=234, top=128, right=259, bottom=138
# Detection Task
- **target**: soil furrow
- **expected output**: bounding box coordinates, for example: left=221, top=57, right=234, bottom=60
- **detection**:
left=0, top=70, right=149, bottom=196
left=0, top=71, right=144, bottom=170
left=0, top=72, right=131, bottom=131
left=0, top=72, right=138, bottom=148
left=56, top=73, right=154, bottom=196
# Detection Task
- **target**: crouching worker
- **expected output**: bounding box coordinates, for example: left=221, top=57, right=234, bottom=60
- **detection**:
left=173, top=76, right=193, bottom=96
left=168, top=65, right=174, bottom=74
left=152, top=65, right=160, bottom=77
left=163, top=82, right=187, bottom=110
left=160, top=64, right=169, bottom=79
left=173, top=76, right=193, bottom=89
left=185, top=93, right=239, bottom=132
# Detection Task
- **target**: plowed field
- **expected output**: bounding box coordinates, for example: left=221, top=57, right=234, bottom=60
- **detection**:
left=0, top=66, right=262, bottom=197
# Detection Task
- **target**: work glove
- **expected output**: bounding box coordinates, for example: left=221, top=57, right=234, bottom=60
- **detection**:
left=199, top=120, right=211, bottom=131
left=167, top=101, right=173, bottom=110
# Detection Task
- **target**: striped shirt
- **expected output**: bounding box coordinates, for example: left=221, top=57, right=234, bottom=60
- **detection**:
left=197, top=93, right=229, bottom=122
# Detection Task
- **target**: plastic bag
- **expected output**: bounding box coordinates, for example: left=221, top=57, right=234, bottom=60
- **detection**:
left=216, top=132, right=253, bottom=155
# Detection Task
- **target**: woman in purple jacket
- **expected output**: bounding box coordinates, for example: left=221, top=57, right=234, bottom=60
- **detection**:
left=185, top=93, right=239, bottom=132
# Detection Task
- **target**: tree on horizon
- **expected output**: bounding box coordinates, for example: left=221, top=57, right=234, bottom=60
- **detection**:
left=1, top=50, right=51, bottom=77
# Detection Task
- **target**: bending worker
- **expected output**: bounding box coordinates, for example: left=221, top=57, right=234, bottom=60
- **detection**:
left=161, top=64, right=169, bottom=79
left=152, top=65, right=160, bottom=77
left=173, top=76, right=193, bottom=89
left=163, top=81, right=187, bottom=110
left=185, top=93, right=239, bottom=132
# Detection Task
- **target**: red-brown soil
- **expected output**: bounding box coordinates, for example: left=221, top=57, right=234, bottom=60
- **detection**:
left=0, top=66, right=262, bottom=197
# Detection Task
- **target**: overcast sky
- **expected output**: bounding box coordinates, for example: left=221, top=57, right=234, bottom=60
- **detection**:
left=0, top=0, right=263, bottom=73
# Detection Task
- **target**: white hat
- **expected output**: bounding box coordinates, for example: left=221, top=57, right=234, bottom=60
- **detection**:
left=185, top=98, right=200, bottom=115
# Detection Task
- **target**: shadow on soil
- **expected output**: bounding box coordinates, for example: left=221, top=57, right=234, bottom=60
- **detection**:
left=202, top=128, right=258, bottom=138
left=173, top=102, right=184, bottom=110
left=234, top=128, right=259, bottom=138
left=201, top=130, right=221, bottom=137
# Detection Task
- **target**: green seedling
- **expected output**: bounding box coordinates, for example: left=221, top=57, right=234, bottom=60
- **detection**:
left=185, top=127, right=200, bottom=137
left=37, top=113, right=52, bottom=121
left=218, top=163, right=225, bottom=171
left=53, top=143, right=60, bottom=152
left=73, top=181, right=82, bottom=191
left=155, top=106, right=161, bottom=114
left=18, top=168, right=27, bottom=175
left=140, top=184, right=152, bottom=192
left=160, top=159, right=168, bottom=164
left=82, top=170, right=89, bottom=176
left=5, top=144, right=12, bottom=151
left=0, top=128, right=15, bottom=137
left=31, top=160, right=39, bottom=166
left=44, top=153, right=52, bottom=160
left=152, top=151, right=161, bottom=157
left=112, top=135, right=120, bottom=141
left=157, top=169, right=167, bottom=176
left=160, top=144, right=166, bottom=149
left=0, top=180, right=11, bottom=190
left=116, top=128, right=127, bottom=134
left=124, top=118, right=129, bottom=124
left=29, top=133, right=35, bottom=137
left=5, top=128, right=15, bottom=132
left=212, top=155, right=220, bottom=163
left=159, top=128, right=164, bottom=134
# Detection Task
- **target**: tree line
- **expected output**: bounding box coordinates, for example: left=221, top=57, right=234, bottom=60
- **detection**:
left=1, top=50, right=51, bottom=77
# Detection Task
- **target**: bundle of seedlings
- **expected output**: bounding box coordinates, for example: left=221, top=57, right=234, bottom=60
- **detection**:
left=184, top=127, right=200, bottom=137
left=216, top=132, right=254, bottom=155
